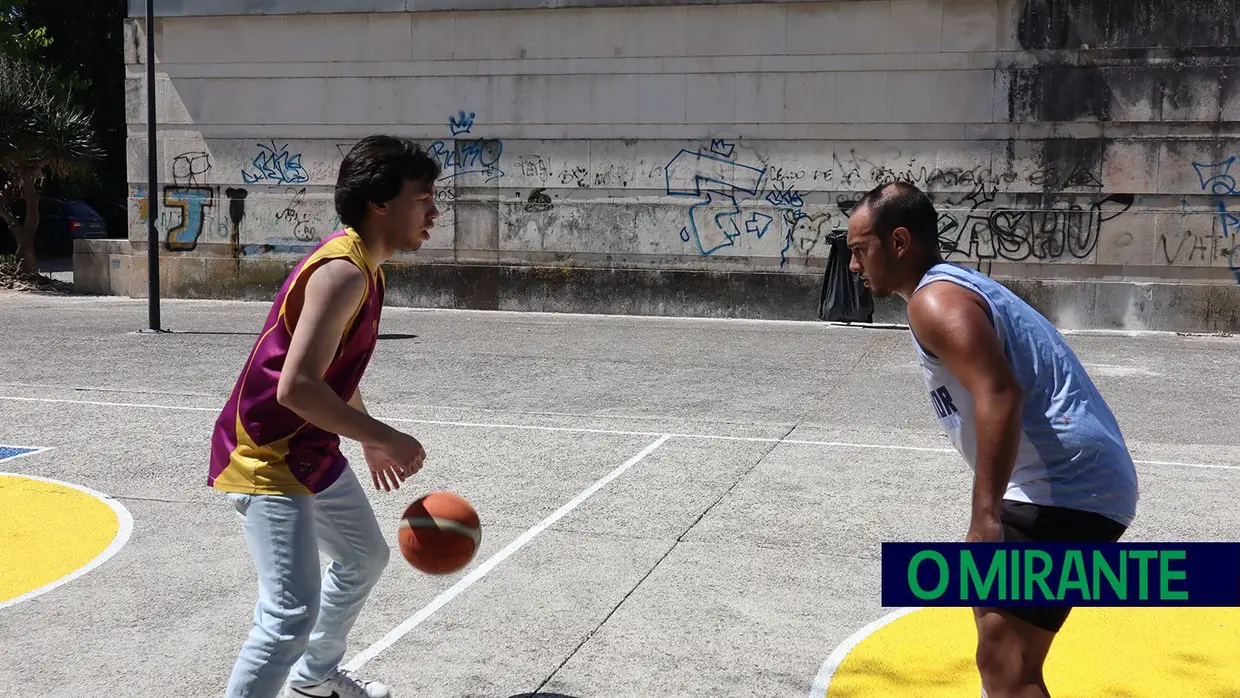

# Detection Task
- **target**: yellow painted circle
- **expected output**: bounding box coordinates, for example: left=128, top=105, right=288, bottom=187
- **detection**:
left=821, top=606, right=1240, bottom=697
left=0, top=474, right=130, bottom=605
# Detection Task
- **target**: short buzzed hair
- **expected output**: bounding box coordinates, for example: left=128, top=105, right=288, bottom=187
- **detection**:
left=853, top=181, right=940, bottom=251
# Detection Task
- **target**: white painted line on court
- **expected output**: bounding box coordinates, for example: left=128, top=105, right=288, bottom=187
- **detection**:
left=1, top=394, right=1236, bottom=471
left=1081, top=363, right=1163, bottom=378
left=342, top=434, right=671, bottom=671
left=0, top=394, right=218, bottom=412
left=808, top=606, right=922, bottom=698
left=376, top=305, right=910, bottom=331
left=8, top=293, right=1235, bottom=338
left=1131, top=458, right=1240, bottom=471
left=0, top=472, right=135, bottom=610
left=0, top=381, right=215, bottom=397
left=20, top=293, right=1229, bottom=337
left=0, top=395, right=953, bottom=452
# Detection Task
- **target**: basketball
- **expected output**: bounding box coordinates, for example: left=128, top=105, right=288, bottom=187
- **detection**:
left=398, top=491, right=481, bottom=575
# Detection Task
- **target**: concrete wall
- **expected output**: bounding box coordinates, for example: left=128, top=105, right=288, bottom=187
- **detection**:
left=129, top=0, right=845, bottom=17
left=91, top=0, right=1240, bottom=330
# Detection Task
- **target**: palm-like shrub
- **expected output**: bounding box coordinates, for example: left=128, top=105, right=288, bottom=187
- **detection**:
left=0, top=52, right=101, bottom=277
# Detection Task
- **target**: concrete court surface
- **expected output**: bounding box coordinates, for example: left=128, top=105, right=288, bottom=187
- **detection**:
left=0, top=290, right=1238, bottom=698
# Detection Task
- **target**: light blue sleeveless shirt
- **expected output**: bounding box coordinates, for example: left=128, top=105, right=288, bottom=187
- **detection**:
left=910, top=262, right=1139, bottom=526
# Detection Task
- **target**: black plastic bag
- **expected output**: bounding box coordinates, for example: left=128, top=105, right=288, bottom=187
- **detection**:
left=818, top=229, right=873, bottom=323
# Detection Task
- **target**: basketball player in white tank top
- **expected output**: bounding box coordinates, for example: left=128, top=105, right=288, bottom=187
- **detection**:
left=845, top=181, right=1139, bottom=698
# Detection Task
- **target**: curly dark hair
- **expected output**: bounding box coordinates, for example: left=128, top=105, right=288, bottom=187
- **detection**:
left=334, top=136, right=441, bottom=228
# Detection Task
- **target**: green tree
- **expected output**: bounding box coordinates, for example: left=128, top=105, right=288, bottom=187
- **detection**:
left=0, top=52, right=101, bottom=276
left=6, top=0, right=127, bottom=202
left=0, top=0, right=121, bottom=278
left=0, top=0, right=49, bottom=58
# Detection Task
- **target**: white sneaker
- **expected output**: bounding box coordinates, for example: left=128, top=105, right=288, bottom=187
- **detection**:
left=284, top=669, right=391, bottom=698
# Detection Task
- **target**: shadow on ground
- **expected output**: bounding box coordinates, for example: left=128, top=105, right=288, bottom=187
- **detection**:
left=137, top=331, right=417, bottom=339
left=167, top=330, right=260, bottom=336
left=37, top=257, right=73, bottom=274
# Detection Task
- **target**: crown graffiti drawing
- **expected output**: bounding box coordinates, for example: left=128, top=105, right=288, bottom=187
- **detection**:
left=449, top=111, right=476, bottom=136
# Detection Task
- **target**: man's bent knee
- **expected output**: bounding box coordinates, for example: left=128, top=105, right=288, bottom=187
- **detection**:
left=974, top=609, right=1056, bottom=697
left=975, top=612, right=1019, bottom=682
left=346, top=538, right=389, bottom=589
left=366, top=540, right=391, bottom=582
left=255, top=594, right=320, bottom=650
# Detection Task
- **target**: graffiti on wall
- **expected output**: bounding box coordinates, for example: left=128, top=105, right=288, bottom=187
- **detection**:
left=276, top=187, right=318, bottom=242
left=242, top=141, right=310, bottom=185
left=934, top=185, right=1135, bottom=262
left=160, top=150, right=226, bottom=252
left=653, top=142, right=1146, bottom=268
left=133, top=147, right=314, bottom=255
left=665, top=139, right=768, bottom=256
left=172, top=152, right=212, bottom=187
left=128, top=138, right=1240, bottom=278
left=162, top=187, right=214, bottom=251
left=428, top=110, right=505, bottom=183
left=449, top=110, right=474, bottom=136
left=1190, top=157, right=1240, bottom=283
left=763, top=181, right=809, bottom=268
left=225, top=187, right=248, bottom=249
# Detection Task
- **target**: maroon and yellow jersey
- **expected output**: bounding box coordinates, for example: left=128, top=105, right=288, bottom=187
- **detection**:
left=208, top=227, right=385, bottom=495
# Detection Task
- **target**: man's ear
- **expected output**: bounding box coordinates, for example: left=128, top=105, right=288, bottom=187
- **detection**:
left=890, top=226, right=912, bottom=255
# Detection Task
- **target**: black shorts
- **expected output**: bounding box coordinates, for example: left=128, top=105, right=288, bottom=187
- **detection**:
left=992, top=500, right=1128, bottom=633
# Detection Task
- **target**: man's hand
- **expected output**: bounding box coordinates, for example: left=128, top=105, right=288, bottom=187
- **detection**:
left=966, top=514, right=1004, bottom=543
left=349, top=388, right=426, bottom=491
left=362, top=433, right=426, bottom=491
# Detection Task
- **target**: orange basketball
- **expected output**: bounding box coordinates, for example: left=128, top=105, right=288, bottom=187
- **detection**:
left=398, top=491, right=481, bottom=575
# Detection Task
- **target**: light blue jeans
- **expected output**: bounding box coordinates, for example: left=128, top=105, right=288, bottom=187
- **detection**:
left=224, top=467, right=389, bottom=698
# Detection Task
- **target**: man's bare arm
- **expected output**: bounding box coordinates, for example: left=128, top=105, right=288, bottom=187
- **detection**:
left=348, top=387, right=368, bottom=415
left=908, top=282, right=1023, bottom=536
left=276, top=260, right=395, bottom=447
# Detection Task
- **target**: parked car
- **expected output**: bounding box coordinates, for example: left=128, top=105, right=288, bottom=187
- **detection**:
left=81, top=198, right=128, bottom=239
left=41, top=199, right=109, bottom=252
left=0, top=198, right=109, bottom=257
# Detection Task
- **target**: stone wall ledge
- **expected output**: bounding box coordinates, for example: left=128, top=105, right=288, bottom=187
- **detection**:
left=72, top=240, right=1240, bottom=332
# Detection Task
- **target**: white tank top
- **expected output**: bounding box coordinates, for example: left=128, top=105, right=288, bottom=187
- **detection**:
left=911, top=263, right=1139, bottom=526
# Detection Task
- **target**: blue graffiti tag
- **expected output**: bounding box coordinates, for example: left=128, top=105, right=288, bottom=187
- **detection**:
left=1191, top=157, right=1240, bottom=283
left=765, top=182, right=809, bottom=267
left=429, top=111, right=504, bottom=183
left=709, top=139, right=735, bottom=159
left=745, top=212, right=773, bottom=238
left=449, top=110, right=475, bottom=136
left=242, top=141, right=310, bottom=185
left=1193, top=157, right=1237, bottom=196
left=163, top=186, right=213, bottom=251
left=429, top=139, right=505, bottom=183
left=665, top=147, right=767, bottom=255
left=764, top=183, right=805, bottom=211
